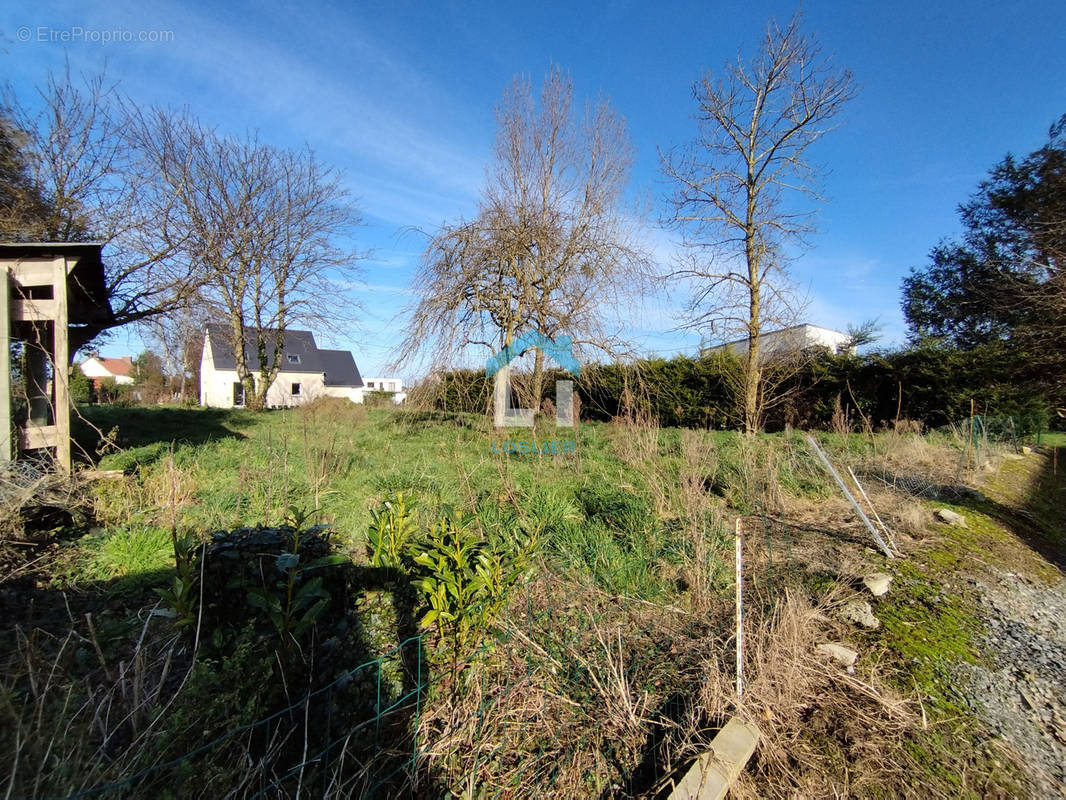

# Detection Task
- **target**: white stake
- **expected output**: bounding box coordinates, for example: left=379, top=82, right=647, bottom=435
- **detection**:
left=847, top=465, right=899, bottom=555
left=735, top=517, right=744, bottom=702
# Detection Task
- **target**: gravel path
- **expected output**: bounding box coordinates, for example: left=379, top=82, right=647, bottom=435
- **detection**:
left=959, top=571, right=1066, bottom=798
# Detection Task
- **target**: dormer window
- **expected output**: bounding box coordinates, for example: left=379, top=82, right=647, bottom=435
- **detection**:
left=287, top=354, right=300, bottom=365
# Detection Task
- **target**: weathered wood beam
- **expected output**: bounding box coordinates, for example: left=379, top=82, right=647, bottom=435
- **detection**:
left=0, top=269, right=10, bottom=462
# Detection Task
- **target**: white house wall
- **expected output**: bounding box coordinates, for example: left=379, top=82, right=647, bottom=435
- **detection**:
left=79, top=358, right=134, bottom=385
left=323, top=385, right=365, bottom=403
left=266, top=371, right=326, bottom=407
left=362, top=377, right=403, bottom=392
left=201, top=367, right=334, bottom=408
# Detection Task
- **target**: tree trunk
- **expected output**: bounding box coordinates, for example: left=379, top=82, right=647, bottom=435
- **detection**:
left=744, top=228, right=761, bottom=434
left=531, top=348, right=545, bottom=418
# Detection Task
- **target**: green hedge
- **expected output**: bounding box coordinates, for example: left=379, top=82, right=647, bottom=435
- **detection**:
left=419, top=343, right=1055, bottom=434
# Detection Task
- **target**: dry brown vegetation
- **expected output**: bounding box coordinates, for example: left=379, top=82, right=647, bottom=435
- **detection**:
left=1, top=404, right=1048, bottom=798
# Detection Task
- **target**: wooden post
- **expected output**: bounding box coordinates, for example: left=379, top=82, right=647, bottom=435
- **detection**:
left=969, top=398, right=975, bottom=465
left=0, top=267, right=10, bottom=463
left=53, top=256, right=70, bottom=471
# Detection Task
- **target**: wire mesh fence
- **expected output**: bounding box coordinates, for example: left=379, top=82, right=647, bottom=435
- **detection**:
left=26, top=511, right=764, bottom=800
left=12, top=429, right=922, bottom=800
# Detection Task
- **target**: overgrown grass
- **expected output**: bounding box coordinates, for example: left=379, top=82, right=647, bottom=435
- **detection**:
left=79, top=525, right=174, bottom=586
left=3, top=402, right=1048, bottom=797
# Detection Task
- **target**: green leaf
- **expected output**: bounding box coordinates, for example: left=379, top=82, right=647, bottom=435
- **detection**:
left=303, top=554, right=348, bottom=571
left=276, top=552, right=299, bottom=571
left=247, top=588, right=282, bottom=614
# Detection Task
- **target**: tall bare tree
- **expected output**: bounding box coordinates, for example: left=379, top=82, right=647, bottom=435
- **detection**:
left=400, top=66, right=651, bottom=414
left=663, top=15, right=855, bottom=432
left=133, top=111, right=361, bottom=410
left=2, top=67, right=200, bottom=353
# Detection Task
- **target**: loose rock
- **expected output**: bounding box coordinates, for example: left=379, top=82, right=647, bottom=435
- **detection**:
left=816, top=642, right=858, bottom=669
left=863, top=573, right=893, bottom=597
left=935, top=508, right=967, bottom=527
left=838, top=599, right=880, bottom=629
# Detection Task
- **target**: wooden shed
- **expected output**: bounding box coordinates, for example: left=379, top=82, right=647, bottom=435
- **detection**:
left=0, top=243, right=112, bottom=471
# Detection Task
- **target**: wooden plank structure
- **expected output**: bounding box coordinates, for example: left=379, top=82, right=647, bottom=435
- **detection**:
left=668, top=717, right=760, bottom=800
left=0, top=243, right=111, bottom=472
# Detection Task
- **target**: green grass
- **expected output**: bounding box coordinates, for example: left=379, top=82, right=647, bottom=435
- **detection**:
left=73, top=525, right=175, bottom=591
left=1036, top=431, right=1066, bottom=447
left=30, top=403, right=1050, bottom=797
left=78, top=405, right=770, bottom=599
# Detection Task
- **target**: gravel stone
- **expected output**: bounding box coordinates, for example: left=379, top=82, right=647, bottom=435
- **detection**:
left=957, top=572, right=1066, bottom=797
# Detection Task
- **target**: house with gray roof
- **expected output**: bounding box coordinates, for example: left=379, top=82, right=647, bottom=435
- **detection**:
left=199, top=324, right=365, bottom=407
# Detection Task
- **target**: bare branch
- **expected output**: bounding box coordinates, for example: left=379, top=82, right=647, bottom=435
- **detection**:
left=397, top=66, right=654, bottom=409
left=662, top=13, right=855, bottom=431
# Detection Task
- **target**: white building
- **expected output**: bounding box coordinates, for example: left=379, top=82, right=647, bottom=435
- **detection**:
left=361, top=377, right=406, bottom=405
left=79, top=354, right=135, bottom=385
left=701, top=324, right=853, bottom=359
left=199, top=325, right=365, bottom=408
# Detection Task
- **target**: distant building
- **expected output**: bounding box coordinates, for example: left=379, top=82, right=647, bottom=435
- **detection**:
left=199, top=324, right=365, bottom=408
left=362, top=376, right=406, bottom=405
left=80, top=354, right=135, bottom=385
left=701, top=324, right=853, bottom=359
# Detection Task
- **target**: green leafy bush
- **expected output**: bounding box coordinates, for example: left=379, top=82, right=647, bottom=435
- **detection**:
left=195, top=513, right=347, bottom=657
left=364, top=493, right=539, bottom=662
left=410, top=506, right=538, bottom=658
left=366, top=492, right=420, bottom=568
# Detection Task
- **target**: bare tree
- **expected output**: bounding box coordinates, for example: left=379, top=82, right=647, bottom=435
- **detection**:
left=663, top=15, right=855, bottom=432
left=134, top=111, right=361, bottom=410
left=0, top=115, right=51, bottom=240
left=3, top=67, right=200, bottom=354
left=399, top=66, right=651, bottom=415
left=139, top=299, right=210, bottom=401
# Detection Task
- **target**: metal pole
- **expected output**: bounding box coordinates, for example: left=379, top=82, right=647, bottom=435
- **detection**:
left=805, top=435, right=895, bottom=559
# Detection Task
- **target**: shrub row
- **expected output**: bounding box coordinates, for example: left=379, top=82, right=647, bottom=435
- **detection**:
left=417, top=342, right=1055, bottom=433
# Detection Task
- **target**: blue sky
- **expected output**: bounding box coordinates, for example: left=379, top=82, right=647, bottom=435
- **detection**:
left=3, top=0, right=1065, bottom=380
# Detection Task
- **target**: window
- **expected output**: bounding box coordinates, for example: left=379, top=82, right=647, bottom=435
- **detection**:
left=287, top=354, right=300, bottom=364
left=367, top=381, right=375, bottom=388
left=232, top=382, right=245, bottom=407
left=291, top=382, right=301, bottom=397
